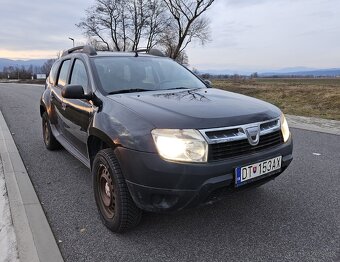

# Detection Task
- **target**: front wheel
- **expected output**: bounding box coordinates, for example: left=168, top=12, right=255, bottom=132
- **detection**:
left=93, top=149, right=142, bottom=233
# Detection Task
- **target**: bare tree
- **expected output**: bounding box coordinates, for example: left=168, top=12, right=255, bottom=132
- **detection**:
left=87, top=37, right=111, bottom=51
left=77, top=0, right=215, bottom=64
left=77, top=0, right=125, bottom=51
left=1, top=63, right=54, bottom=79
left=162, top=0, right=214, bottom=59
left=56, top=51, right=63, bottom=59
left=77, top=4, right=111, bottom=50
left=41, top=59, right=56, bottom=75
left=77, top=0, right=150, bottom=51
left=144, top=0, right=169, bottom=49
left=126, top=0, right=147, bottom=50
left=160, top=27, right=188, bottom=65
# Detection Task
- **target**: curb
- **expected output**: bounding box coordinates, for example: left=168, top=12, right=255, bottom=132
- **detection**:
left=286, top=115, right=340, bottom=136
left=0, top=111, right=63, bottom=262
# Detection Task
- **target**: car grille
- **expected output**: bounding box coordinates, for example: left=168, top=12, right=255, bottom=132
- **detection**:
left=209, top=130, right=283, bottom=161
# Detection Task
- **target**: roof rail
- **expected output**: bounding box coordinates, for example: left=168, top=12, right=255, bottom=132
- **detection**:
left=133, top=48, right=166, bottom=57
left=62, top=45, right=97, bottom=57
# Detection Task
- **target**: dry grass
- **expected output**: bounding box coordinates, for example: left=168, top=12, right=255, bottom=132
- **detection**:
left=212, top=78, right=340, bottom=120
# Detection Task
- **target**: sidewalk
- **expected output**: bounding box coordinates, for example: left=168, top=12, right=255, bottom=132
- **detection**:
left=286, top=115, right=340, bottom=136
left=0, top=108, right=339, bottom=262
left=0, top=111, right=63, bottom=262
left=0, top=157, right=19, bottom=261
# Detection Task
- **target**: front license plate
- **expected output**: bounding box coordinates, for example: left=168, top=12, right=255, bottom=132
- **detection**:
left=235, top=156, right=282, bottom=186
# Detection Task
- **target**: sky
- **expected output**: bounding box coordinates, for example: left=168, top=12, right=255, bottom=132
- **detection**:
left=0, top=0, right=339, bottom=71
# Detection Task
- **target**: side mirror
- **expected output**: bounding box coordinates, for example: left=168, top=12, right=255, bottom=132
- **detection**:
left=204, top=79, right=212, bottom=86
left=62, top=85, right=92, bottom=100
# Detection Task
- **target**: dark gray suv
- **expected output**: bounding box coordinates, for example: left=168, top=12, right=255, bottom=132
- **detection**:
left=40, top=46, right=293, bottom=232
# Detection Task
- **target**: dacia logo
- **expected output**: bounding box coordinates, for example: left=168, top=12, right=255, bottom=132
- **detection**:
left=245, top=126, right=260, bottom=146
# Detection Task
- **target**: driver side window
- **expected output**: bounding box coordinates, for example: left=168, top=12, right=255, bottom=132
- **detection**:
left=70, top=59, right=89, bottom=92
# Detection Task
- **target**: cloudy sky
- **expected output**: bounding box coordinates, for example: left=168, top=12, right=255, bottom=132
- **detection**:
left=0, top=0, right=339, bottom=71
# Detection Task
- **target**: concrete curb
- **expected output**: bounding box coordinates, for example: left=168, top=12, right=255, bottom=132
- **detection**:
left=286, top=115, right=340, bottom=136
left=0, top=111, right=63, bottom=262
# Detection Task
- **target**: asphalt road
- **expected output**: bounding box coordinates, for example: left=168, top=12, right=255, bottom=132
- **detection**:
left=0, top=83, right=339, bottom=262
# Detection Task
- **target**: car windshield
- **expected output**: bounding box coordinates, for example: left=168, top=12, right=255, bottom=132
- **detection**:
left=92, top=56, right=206, bottom=94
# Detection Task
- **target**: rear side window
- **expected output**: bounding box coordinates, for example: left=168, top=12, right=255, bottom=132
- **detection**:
left=70, top=59, right=89, bottom=91
left=57, top=60, right=71, bottom=87
left=49, top=61, right=60, bottom=85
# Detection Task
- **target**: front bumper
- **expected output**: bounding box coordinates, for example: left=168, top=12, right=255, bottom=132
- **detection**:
left=115, top=137, right=293, bottom=212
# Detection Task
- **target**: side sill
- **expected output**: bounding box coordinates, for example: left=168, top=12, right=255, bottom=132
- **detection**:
left=50, top=124, right=90, bottom=169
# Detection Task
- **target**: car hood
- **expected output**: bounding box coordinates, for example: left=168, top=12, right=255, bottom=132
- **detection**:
left=107, top=88, right=281, bottom=129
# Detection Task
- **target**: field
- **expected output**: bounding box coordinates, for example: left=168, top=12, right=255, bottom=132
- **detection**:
left=212, top=78, right=340, bottom=120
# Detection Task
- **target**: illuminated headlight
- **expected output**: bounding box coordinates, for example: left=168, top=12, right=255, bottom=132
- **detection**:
left=151, top=129, right=208, bottom=163
left=280, top=114, right=290, bottom=143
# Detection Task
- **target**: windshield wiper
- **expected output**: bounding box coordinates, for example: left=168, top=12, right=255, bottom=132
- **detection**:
left=107, top=89, right=152, bottom=95
left=165, top=87, right=191, bottom=90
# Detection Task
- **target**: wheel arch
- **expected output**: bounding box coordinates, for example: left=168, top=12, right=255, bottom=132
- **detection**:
left=40, top=104, right=47, bottom=117
left=87, top=127, right=119, bottom=169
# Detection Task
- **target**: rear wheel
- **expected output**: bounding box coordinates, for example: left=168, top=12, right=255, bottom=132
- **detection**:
left=93, top=149, right=142, bottom=233
left=42, top=112, right=61, bottom=150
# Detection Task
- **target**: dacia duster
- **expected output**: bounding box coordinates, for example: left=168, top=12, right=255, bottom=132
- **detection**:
left=40, top=46, right=293, bottom=232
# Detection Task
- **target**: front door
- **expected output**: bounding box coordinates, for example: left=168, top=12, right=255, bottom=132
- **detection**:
left=62, top=59, right=93, bottom=157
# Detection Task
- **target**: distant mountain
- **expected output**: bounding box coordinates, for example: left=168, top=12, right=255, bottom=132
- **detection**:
left=260, top=68, right=340, bottom=77
left=265, top=67, right=315, bottom=74
left=199, top=67, right=340, bottom=77
left=0, top=58, right=47, bottom=71
left=199, top=69, right=254, bottom=75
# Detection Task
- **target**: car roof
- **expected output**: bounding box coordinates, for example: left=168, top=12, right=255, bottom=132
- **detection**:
left=94, top=52, right=163, bottom=58
left=61, top=46, right=166, bottom=59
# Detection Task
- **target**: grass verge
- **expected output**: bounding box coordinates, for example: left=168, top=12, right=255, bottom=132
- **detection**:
left=212, top=78, right=340, bottom=121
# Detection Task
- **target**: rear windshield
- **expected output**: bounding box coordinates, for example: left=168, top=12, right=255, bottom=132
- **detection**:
left=92, top=56, right=206, bottom=93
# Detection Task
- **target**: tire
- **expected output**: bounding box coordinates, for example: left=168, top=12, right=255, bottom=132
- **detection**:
left=93, top=148, right=142, bottom=233
left=42, top=112, right=61, bottom=150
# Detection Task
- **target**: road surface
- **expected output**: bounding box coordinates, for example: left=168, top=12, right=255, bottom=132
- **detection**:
left=0, top=83, right=339, bottom=261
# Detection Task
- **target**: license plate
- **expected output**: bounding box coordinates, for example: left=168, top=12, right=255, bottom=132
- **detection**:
left=235, top=156, right=282, bottom=186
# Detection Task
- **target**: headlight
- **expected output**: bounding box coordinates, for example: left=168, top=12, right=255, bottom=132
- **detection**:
left=280, top=114, right=290, bottom=142
left=151, top=129, right=208, bottom=163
